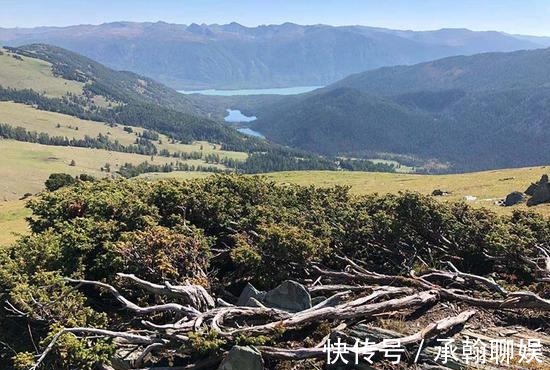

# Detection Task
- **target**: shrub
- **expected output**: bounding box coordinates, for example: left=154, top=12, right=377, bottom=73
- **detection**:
left=115, top=225, right=211, bottom=283
left=44, top=173, right=76, bottom=191
left=1, top=175, right=548, bottom=369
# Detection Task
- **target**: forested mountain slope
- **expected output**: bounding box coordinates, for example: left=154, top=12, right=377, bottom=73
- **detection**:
left=0, top=44, right=265, bottom=150
left=255, top=47, right=550, bottom=172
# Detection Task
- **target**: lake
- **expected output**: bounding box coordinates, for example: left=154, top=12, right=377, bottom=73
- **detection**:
left=224, top=109, right=265, bottom=139
left=224, top=109, right=257, bottom=123
left=179, top=86, right=322, bottom=96
left=237, top=128, right=265, bottom=139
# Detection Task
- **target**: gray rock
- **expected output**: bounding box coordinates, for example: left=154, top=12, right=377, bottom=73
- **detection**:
left=525, top=175, right=548, bottom=196
left=264, top=280, right=311, bottom=312
left=218, top=346, right=264, bottom=370
left=245, top=297, right=266, bottom=308
left=311, top=296, right=327, bottom=306
left=528, top=181, right=550, bottom=206
left=503, top=191, right=525, bottom=206
left=237, top=283, right=265, bottom=306
left=525, top=183, right=538, bottom=196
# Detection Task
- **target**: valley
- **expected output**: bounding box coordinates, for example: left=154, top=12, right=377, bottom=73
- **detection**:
left=0, top=7, right=550, bottom=369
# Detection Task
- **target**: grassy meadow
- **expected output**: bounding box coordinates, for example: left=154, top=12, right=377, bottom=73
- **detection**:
left=2, top=165, right=550, bottom=247
left=0, top=139, right=219, bottom=201
left=0, top=101, right=249, bottom=161
left=0, top=200, right=30, bottom=246
left=0, top=47, right=84, bottom=97
left=262, top=167, right=550, bottom=215
left=0, top=101, right=246, bottom=247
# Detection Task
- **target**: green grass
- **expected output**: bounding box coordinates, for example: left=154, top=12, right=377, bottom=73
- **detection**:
left=0, top=102, right=249, bottom=161
left=261, top=167, right=550, bottom=216
left=0, top=199, right=30, bottom=247
left=0, top=47, right=84, bottom=97
left=0, top=139, right=223, bottom=200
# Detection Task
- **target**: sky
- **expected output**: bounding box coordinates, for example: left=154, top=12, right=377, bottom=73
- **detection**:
left=1, top=0, right=550, bottom=36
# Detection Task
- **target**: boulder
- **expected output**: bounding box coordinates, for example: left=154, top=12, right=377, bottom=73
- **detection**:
left=526, top=175, right=548, bottom=196
left=527, top=181, right=550, bottom=206
left=503, top=191, right=525, bottom=206
left=264, top=280, right=311, bottom=312
left=237, top=283, right=265, bottom=306
left=525, top=183, right=538, bottom=196
left=218, top=346, right=264, bottom=370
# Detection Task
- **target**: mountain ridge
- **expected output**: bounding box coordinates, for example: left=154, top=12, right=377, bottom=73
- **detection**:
left=1, top=22, right=547, bottom=89
left=254, top=46, right=550, bottom=172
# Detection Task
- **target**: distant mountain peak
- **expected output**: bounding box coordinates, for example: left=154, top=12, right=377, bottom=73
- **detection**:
left=0, top=22, right=548, bottom=89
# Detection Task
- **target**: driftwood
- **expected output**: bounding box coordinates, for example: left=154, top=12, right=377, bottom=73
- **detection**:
left=314, top=257, right=550, bottom=311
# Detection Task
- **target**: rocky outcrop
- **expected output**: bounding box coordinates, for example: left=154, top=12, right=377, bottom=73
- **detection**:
left=218, top=346, right=264, bottom=370
left=526, top=175, right=550, bottom=206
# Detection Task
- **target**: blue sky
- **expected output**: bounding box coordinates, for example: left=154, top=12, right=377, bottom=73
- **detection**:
left=1, top=0, right=550, bottom=36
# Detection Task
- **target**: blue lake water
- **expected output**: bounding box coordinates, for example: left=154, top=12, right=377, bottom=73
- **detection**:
left=224, top=109, right=265, bottom=138
left=179, top=86, right=322, bottom=96
left=224, top=109, right=257, bottom=123
left=237, top=128, right=265, bottom=139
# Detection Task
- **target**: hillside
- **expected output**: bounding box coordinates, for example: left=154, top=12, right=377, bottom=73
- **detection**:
left=1, top=175, right=549, bottom=369
left=332, top=47, right=550, bottom=94
left=1, top=22, right=547, bottom=89
left=264, top=166, right=550, bottom=215
left=0, top=45, right=269, bottom=148
left=0, top=100, right=253, bottom=200
left=255, top=47, right=550, bottom=172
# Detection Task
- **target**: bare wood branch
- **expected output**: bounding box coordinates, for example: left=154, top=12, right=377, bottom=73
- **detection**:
left=116, top=273, right=215, bottom=310
left=134, top=342, right=165, bottom=367
left=66, top=278, right=200, bottom=317
left=227, top=290, right=438, bottom=336
left=446, top=261, right=508, bottom=295
left=258, top=309, right=476, bottom=360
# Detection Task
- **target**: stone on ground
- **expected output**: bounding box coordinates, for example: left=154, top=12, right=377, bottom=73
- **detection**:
left=237, top=283, right=266, bottom=306
left=218, top=346, right=264, bottom=370
left=263, top=280, right=311, bottom=312
left=503, top=191, right=525, bottom=206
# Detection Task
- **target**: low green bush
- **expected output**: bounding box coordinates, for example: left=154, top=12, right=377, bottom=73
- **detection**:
left=0, top=175, right=548, bottom=369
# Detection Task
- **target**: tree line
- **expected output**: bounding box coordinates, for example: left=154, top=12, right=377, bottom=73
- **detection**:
left=0, top=123, right=158, bottom=156
left=117, top=161, right=229, bottom=178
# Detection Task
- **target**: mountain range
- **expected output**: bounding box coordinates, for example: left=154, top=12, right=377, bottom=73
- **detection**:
left=254, top=47, right=550, bottom=172
left=2, top=22, right=550, bottom=89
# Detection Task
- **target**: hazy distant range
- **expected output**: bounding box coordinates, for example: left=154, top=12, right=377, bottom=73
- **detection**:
left=2, top=22, right=550, bottom=89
